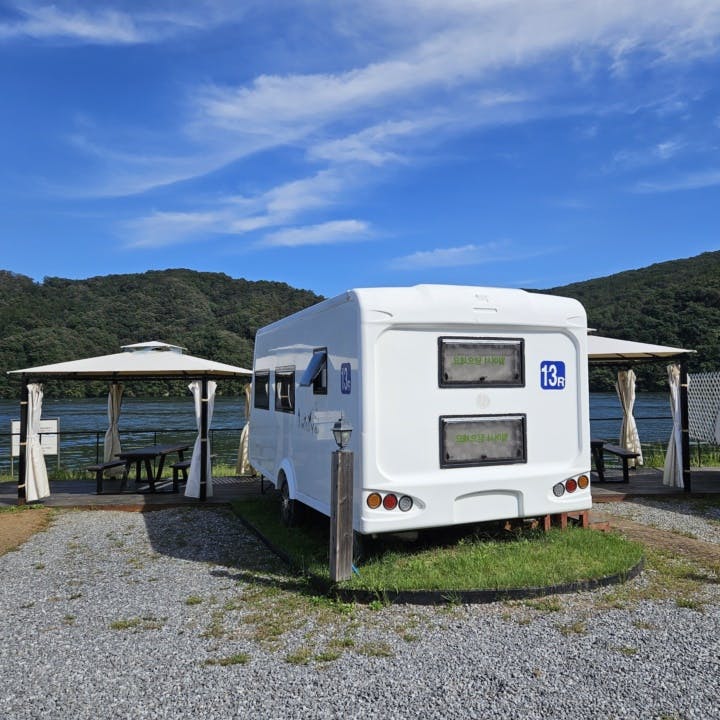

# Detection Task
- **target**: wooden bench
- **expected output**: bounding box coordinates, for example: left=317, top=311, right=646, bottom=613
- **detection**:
left=170, top=459, right=191, bottom=493
left=86, top=460, right=128, bottom=494
left=593, top=442, right=640, bottom=483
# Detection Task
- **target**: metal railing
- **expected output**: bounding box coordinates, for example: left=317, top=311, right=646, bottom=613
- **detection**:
left=0, top=426, right=245, bottom=476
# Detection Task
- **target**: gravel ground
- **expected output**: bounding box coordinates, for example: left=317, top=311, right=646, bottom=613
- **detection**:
left=1, top=506, right=719, bottom=720
left=598, top=498, right=720, bottom=544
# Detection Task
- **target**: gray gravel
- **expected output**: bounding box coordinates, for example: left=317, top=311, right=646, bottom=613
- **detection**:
left=1, top=506, right=719, bottom=720
left=598, top=498, right=720, bottom=544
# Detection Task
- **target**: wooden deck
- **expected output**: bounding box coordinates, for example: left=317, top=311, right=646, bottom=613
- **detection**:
left=2, top=467, right=719, bottom=509
left=591, top=465, right=720, bottom=501
left=0, top=475, right=266, bottom=509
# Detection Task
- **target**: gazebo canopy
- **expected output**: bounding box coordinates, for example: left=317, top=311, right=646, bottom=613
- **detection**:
left=587, top=335, right=694, bottom=364
left=587, top=333, right=695, bottom=493
left=7, top=341, right=252, bottom=380
left=8, top=341, right=251, bottom=506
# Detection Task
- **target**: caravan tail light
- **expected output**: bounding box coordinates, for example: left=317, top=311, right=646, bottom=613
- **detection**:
left=366, top=493, right=382, bottom=510
left=565, top=478, right=577, bottom=493
left=383, top=493, right=398, bottom=510
left=367, top=492, right=414, bottom=512
left=552, top=482, right=565, bottom=497
left=577, top=475, right=589, bottom=489
left=398, top=495, right=413, bottom=512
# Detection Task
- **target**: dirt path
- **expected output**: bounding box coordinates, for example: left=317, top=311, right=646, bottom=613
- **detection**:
left=593, top=510, right=720, bottom=568
left=0, top=509, right=52, bottom=556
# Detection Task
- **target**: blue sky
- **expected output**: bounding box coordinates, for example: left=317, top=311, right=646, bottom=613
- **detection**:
left=1, top=1, right=719, bottom=298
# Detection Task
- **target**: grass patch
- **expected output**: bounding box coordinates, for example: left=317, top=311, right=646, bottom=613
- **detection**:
left=204, top=652, right=250, bottom=666
left=110, top=616, right=165, bottom=631
left=232, top=496, right=643, bottom=593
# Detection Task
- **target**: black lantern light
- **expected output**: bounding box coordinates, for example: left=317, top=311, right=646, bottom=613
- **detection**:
left=332, top=417, right=353, bottom=450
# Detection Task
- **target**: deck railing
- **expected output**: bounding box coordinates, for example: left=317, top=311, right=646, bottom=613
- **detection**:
left=0, top=426, right=245, bottom=476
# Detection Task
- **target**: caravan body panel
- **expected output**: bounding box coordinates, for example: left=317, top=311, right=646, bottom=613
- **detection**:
left=249, top=285, right=591, bottom=534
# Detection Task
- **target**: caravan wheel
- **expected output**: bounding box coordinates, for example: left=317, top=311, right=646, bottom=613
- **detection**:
left=279, top=477, right=297, bottom=527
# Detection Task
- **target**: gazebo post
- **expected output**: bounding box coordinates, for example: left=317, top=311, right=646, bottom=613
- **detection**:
left=200, top=377, right=208, bottom=501
left=17, top=377, right=28, bottom=506
left=680, top=360, right=692, bottom=493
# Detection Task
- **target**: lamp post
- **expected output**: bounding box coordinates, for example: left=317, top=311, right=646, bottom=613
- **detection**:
left=330, top=417, right=353, bottom=582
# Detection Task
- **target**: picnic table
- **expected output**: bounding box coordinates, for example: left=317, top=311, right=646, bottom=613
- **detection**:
left=116, top=443, right=190, bottom=493
left=591, top=439, right=640, bottom=484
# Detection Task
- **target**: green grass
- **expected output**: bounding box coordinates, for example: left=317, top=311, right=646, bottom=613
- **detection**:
left=204, top=652, right=250, bottom=666
left=231, top=496, right=643, bottom=593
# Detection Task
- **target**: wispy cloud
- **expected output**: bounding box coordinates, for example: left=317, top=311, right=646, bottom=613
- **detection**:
left=261, top=220, right=372, bottom=247
left=124, top=170, right=352, bottom=248
left=35, top=0, right=720, bottom=250
left=0, top=2, right=247, bottom=44
left=389, top=241, right=558, bottom=270
left=633, top=169, right=720, bottom=193
left=611, top=138, right=688, bottom=171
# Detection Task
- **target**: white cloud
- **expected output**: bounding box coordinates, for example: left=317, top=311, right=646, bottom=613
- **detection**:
left=196, top=1, right=720, bottom=138
left=0, top=2, right=248, bottom=44
left=611, top=138, right=687, bottom=170
left=125, top=210, right=225, bottom=248
left=124, top=170, right=354, bottom=247
left=47, top=0, right=720, bottom=247
left=390, top=241, right=559, bottom=270
left=262, top=220, right=372, bottom=247
left=0, top=5, right=141, bottom=43
left=633, top=169, right=720, bottom=193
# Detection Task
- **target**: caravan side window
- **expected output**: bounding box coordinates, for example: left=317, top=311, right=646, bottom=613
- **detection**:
left=253, top=370, right=270, bottom=410
left=299, top=348, right=327, bottom=395
left=275, top=367, right=295, bottom=413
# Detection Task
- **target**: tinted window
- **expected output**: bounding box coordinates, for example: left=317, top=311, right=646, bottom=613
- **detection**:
left=275, top=368, right=295, bottom=413
left=253, top=371, right=270, bottom=410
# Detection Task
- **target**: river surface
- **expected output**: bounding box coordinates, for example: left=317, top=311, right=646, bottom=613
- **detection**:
left=0, top=392, right=673, bottom=474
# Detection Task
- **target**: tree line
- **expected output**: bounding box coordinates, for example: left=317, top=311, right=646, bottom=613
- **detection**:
left=0, top=269, right=322, bottom=399
left=1, top=252, right=718, bottom=398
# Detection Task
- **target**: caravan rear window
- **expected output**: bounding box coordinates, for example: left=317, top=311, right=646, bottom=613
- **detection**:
left=440, top=414, right=527, bottom=468
left=438, top=337, right=524, bottom=388
left=253, top=371, right=270, bottom=410
left=275, top=368, right=295, bottom=413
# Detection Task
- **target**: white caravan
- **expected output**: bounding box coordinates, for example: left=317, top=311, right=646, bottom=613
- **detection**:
left=249, top=285, right=591, bottom=535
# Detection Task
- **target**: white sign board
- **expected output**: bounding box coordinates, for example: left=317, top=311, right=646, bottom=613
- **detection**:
left=11, top=419, right=59, bottom=457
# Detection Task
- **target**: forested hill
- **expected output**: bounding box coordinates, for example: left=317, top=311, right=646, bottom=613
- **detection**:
left=1, top=252, right=718, bottom=397
left=0, top=269, right=323, bottom=398
left=545, top=250, right=720, bottom=390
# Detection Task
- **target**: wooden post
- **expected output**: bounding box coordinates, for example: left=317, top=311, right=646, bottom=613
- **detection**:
left=17, top=379, right=28, bottom=506
left=679, top=361, right=692, bottom=493
left=200, top=377, right=208, bottom=501
left=330, top=449, right=353, bottom=582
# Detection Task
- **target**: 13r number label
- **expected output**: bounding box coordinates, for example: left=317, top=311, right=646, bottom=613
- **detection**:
left=540, top=361, right=566, bottom=390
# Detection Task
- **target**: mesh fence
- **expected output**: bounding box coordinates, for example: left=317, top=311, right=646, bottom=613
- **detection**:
left=688, top=371, right=720, bottom=442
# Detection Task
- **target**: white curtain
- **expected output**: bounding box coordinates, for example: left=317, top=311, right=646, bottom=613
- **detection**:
left=663, top=363, right=684, bottom=488
left=185, top=380, right=216, bottom=498
left=103, top=383, right=124, bottom=476
left=26, top=383, right=50, bottom=502
left=615, top=369, right=643, bottom=467
left=237, top=383, right=254, bottom=476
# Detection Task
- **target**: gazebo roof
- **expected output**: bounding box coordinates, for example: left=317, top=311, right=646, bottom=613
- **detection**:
left=587, top=335, right=694, bottom=363
left=7, top=341, right=252, bottom=380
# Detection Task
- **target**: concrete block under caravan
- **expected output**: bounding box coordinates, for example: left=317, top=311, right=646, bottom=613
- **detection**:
left=248, top=285, right=591, bottom=535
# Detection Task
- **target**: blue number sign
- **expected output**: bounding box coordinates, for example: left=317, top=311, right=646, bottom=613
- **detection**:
left=341, top=363, right=352, bottom=394
left=540, top=361, right=566, bottom=390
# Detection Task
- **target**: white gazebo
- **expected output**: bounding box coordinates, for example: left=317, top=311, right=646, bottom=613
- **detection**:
left=8, top=341, right=252, bottom=504
left=587, top=334, right=695, bottom=491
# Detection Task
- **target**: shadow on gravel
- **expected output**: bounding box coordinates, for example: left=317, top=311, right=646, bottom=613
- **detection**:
left=140, top=506, right=311, bottom=593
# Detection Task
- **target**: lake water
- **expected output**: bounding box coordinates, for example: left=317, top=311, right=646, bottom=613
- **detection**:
left=0, top=392, right=673, bottom=474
